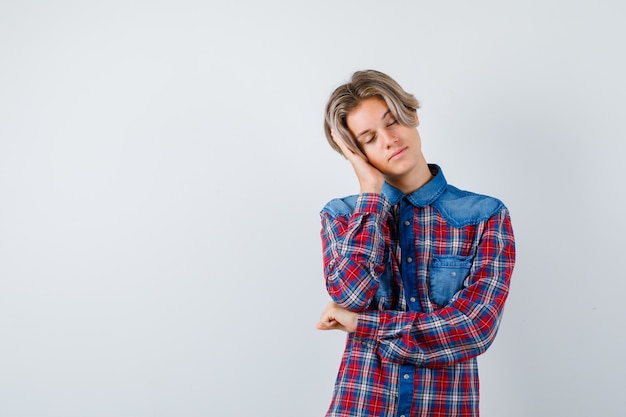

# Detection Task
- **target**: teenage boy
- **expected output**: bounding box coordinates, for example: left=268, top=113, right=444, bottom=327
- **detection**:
left=316, top=70, right=516, bottom=417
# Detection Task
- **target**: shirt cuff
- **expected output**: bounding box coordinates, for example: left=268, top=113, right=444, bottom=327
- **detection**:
left=355, top=310, right=381, bottom=340
left=354, top=193, right=391, bottom=216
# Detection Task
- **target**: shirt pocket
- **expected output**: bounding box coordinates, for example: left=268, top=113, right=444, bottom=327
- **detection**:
left=428, top=255, right=472, bottom=306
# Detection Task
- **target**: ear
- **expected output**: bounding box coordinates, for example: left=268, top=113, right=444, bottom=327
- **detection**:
left=414, top=111, right=420, bottom=126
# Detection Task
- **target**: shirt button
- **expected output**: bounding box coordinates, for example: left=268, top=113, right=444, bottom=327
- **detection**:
left=403, top=374, right=410, bottom=380
left=451, top=271, right=457, bottom=277
left=401, top=415, right=406, bottom=417
left=410, top=297, right=416, bottom=303
left=406, top=257, right=413, bottom=263
left=404, top=220, right=410, bottom=226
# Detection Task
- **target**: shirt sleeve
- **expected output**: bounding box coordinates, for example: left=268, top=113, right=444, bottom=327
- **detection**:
left=354, top=208, right=516, bottom=367
left=320, top=193, right=391, bottom=312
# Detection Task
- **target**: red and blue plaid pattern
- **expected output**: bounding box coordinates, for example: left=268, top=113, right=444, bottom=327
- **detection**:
left=320, top=173, right=515, bottom=417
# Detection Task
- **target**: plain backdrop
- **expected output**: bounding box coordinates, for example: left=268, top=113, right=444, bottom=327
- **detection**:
left=1, top=1, right=625, bottom=416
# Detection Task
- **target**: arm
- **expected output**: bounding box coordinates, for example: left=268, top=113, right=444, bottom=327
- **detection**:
left=352, top=209, right=515, bottom=367
left=321, top=193, right=390, bottom=311
left=320, top=131, right=390, bottom=311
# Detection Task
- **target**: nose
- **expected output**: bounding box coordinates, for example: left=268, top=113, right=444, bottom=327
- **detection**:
left=380, top=129, right=398, bottom=148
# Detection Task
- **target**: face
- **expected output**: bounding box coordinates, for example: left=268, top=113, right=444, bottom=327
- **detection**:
left=346, top=97, right=424, bottom=185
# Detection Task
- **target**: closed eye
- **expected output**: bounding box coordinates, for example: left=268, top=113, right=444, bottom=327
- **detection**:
left=364, top=134, right=376, bottom=144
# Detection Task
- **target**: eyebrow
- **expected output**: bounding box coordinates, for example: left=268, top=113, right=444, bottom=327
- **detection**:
left=355, top=109, right=392, bottom=139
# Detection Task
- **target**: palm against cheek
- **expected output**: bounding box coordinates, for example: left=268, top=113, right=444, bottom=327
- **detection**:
left=331, top=131, right=385, bottom=193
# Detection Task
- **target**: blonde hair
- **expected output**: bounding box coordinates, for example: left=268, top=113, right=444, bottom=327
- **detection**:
left=323, top=70, right=420, bottom=158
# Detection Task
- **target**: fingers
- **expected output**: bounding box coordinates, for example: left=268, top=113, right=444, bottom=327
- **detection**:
left=316, top=301, right=357, bottom=333
left=316, top=301, right=342, bottom=331
left=331, top=130, right=348, bottom=155
left=316, top=318, right=342, bottom=331
left=331, top=129, right=385, bottom=193
left=318, top=301, right=338, bottom=323
left=331, top=130, right=358, bottom=158
left=331, top=130, right=369, bottom=168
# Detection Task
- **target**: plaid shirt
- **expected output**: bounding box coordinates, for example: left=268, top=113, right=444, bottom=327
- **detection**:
left=320, top=165, right=515, bottom=417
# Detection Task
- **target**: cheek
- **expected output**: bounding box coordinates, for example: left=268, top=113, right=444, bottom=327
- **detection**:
left=363, top=150, right=386, bottom=170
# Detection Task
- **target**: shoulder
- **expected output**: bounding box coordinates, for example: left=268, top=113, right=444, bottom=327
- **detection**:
left=433, top=185, right=507, bottom=227
left=320, top=193, right=392, bottom=218
left=320, top=195, right=360, bottom=217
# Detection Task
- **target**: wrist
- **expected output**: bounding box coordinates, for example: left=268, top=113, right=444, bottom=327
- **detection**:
left=349, top=312, right=358, bottom=333
left=359, top=182, right=384, bottom=194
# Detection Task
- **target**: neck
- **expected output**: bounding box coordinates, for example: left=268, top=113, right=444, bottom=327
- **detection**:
left=386, top=156, right=432, bottom=194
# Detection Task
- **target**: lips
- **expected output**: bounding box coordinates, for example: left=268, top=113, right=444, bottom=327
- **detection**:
left=389, top=147, right=407, bottom=161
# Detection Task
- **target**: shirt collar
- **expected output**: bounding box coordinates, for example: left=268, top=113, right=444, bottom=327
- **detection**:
left=382, top=164, right=447, bottom=207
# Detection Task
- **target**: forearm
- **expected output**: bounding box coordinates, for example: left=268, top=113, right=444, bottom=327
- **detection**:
left=354, top=210, right=515, bottom=366
left=321, top=193, right=391, bottom=311
left=354, top=293, right=507, bottom=367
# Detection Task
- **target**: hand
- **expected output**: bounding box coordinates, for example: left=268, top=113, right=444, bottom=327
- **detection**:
left=316, top=301, right=358, bottom=333
left=331, top=130, right=385, bottom=194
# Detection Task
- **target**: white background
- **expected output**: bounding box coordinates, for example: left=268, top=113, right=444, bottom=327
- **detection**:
left=1, top=1, right=625, bottom=416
